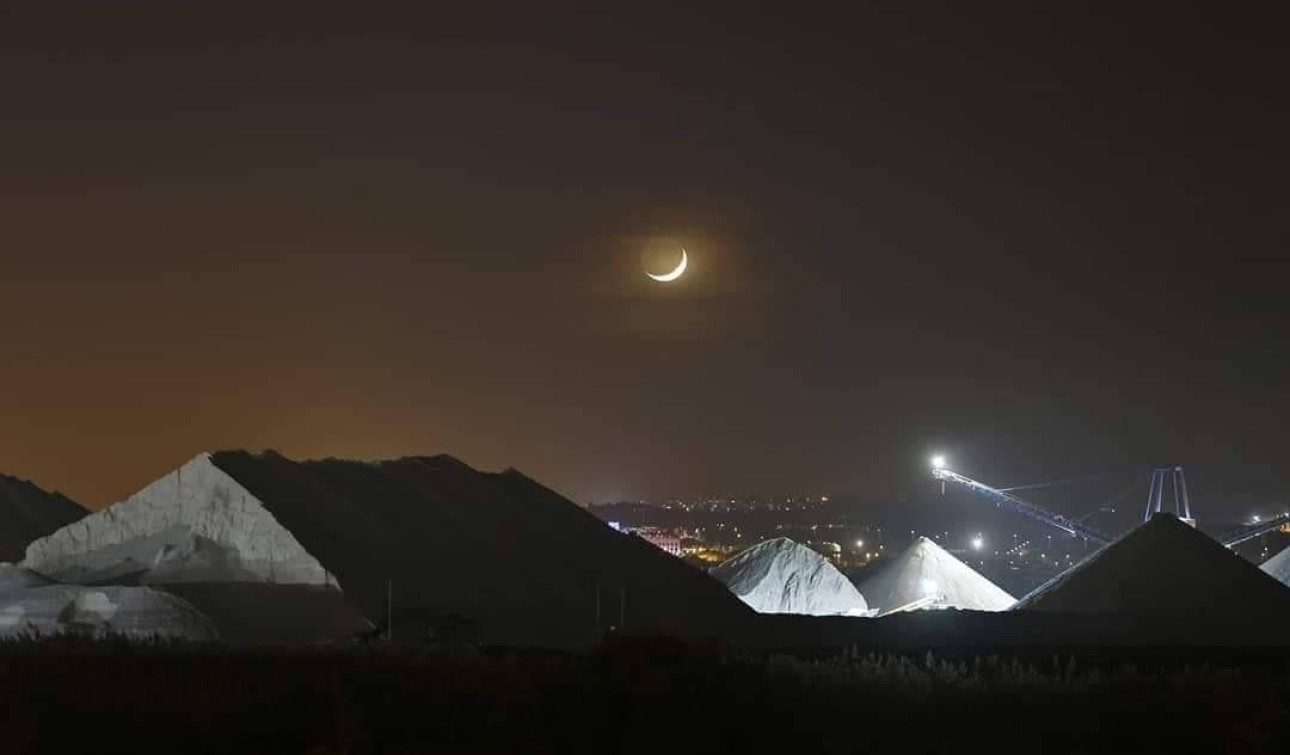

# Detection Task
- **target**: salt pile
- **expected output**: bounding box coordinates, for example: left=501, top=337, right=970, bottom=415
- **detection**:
left=1014, top=513, right=1290, bottom=619
left=0, top=471, right=86, bottom=563
left=24, top=451, right=750, bottom=647
left=858, top=537, right=1014, bottom=613
left=1259, top=544, right=1290, bottom=587
left=0, top=564, right=53, bottom=591
left=21, top=454, right=376, bottom=644
left=24, top=454, right=337, bottom=587
left=0, top=582, right=218, bottom=640
left=710, top=538, right=869, bottom=616
left=2, top=561, right=218, bottom=641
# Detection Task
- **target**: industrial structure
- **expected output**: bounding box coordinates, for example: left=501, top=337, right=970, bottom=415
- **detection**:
left=929, top=456, right=1290, bottom=551
left=930, top=456, right=1110, bottom=545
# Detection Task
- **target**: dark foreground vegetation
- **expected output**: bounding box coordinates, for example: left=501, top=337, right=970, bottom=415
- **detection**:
left=3, top=634, right=1288, bottom=754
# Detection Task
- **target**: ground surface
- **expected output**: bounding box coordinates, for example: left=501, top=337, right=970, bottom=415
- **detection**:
left=2, top=635, right=1287, bottom=754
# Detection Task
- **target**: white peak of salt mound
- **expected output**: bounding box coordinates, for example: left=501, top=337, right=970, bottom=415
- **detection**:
left=859, top=537, right=1014, bottom=614
left=22, top=453, right=336, bottom=588
left=710, top=537, right=869, bottom=616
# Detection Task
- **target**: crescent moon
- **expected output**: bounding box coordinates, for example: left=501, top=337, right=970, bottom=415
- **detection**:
left=647, top=248, right=688, bottom=282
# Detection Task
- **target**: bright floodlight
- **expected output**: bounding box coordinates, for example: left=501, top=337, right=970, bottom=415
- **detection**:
left=971, top=536, right=984, bottom=551
left=855, top=539, right=864, bottom=549
left=931, top=455, right=946, bottom=470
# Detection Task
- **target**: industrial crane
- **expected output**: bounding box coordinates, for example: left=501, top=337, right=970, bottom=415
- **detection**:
left=1218, top=513, right=1290, bottom=548
left=931, top=455, right=1290, bottom=550
left=930, top=456, right=1111, bottom=545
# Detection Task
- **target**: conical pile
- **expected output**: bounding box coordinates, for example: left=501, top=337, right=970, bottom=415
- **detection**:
left=1259, top=544, right=1290, bottom=587
left=1, top=472, right=85, bottom=563
left=858, top=536, right=1014, bottom=614
left=0, top=582, right=218, bottom=640
left=1015, top=513, right=1290, bottom=618
left=24, top=451, right=751, bottom=646
left=711, top=537, right=869, bottom=616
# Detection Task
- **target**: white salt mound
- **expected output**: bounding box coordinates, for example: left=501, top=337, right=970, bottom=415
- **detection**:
left=23, top=453, right=336, bottom=587
left=711, top=537, right=870, bottom=616
left=858, top=537, right=1014, bottom=614
left=0, top=583, right=218, bottom=640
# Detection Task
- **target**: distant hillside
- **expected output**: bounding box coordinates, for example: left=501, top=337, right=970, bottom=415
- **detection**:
left=206, top=451, right=751, bottom=646
left=0, top=472, right=86, bottom=563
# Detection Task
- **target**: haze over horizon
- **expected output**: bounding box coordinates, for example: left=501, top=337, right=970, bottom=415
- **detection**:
left=1, top=2, right=1285, bottom=514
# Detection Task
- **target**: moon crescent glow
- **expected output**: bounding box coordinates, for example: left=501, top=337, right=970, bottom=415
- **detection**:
left=647, top=248, right=688, bottom=282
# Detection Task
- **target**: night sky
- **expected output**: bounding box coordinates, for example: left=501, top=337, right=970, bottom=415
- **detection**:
left=1, top=2, right=1285, bottom=518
